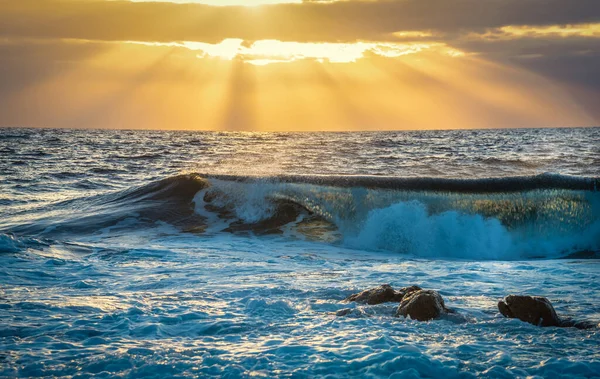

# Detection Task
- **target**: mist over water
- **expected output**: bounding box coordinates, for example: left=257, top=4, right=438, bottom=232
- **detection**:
left=1, top=127, right=599, bottom=378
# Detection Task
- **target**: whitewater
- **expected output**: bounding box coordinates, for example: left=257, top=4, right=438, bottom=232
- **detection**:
left=1, top=127, right=599, bottom=378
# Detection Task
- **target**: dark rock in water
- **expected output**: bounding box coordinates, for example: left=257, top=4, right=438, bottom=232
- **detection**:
left=498, top=295, right=561, bottom=327
left=401, top=285, right=423, bottom=298
left=334, top=308, right=374, bottom=318
left=345, top=284, right=421, bottom=305
left=395, top=290, right=447, bottom=321
left=336, top=308, right=353, bottom=317
left=560, top=318, right=599, bottom=330
left=345, top=284, right=402, bottom=305
left=499, top=295, right=599, bottom=329
left=343, top=285, right=454, bottom=322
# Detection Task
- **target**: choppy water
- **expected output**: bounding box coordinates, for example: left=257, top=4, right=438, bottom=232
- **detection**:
left=1, top=127, right=599, bottom=378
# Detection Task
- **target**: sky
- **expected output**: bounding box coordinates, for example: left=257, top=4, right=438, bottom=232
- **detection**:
left=0, top=0, right=599, bottom=131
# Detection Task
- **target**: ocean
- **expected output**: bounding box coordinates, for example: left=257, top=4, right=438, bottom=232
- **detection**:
left=1, top=127, right=599, bottom=378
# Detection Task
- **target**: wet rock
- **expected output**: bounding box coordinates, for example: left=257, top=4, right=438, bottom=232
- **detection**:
left=345, top=284, right=421, bottom=305
left=334, top=308, right=376, bottom=318
left=395, top=290, right=447, bottom=321
left=336, top=308, right=353, bottom=317
left=560, top=318, right=599, bottom=330
left=400, top=285, right=423, bottom=298
left=498, top=295, right=561, bottom=327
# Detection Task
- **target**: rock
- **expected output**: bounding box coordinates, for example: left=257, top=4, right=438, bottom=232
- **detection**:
left=345, top=284, right=421, bottom=305
left=395, top=290, right=447, bottom=321
left=559, top=318, right=599, bottom=330
left=334, top=308, right=375, bottom=318
left=336, top=308, right=353, bottom=317
left=401, top=285, right=423, bottom=298
left=498, top=295, right=598, bottom=329
left=497, top=295, right=561, bottom=327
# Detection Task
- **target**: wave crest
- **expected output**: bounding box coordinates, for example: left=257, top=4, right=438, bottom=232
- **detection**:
left=2, top=173, right=599, bottom=260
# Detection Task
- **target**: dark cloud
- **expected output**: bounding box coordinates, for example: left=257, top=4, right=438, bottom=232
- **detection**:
left=0, top=0, right=599, bottom=43
left=0, top=39, right=107, bottom=97
left=454, top=35, right=600, bottom=58
left=507, top=52, right=600, bottom=122
left=447, top=34, right=600, bottom=120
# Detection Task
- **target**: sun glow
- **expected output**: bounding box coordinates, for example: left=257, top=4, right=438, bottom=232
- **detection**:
left=130, top=0, right=302, bottom=5
left=6, top=36, right=590, bottom=131
left=130, top=39, right=464, bottom=65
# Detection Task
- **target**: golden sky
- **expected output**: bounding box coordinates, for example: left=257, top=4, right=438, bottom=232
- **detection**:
left=0, top=0, right=599, bottom=130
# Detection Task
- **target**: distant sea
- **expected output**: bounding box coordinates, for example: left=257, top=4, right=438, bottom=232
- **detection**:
left=1, top=127, right=599, bottom=378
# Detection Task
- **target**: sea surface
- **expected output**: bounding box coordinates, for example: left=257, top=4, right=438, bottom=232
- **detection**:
left=1, top=127, right=599, bottom=378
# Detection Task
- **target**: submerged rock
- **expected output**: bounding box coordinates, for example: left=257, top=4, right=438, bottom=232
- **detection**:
left=395, top=290, right=447, bottom=321
left=498, top=295, right=561, bottom=327
left=345, top=284, right=421, bottom=305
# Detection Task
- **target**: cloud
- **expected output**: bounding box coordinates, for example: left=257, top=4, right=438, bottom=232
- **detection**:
left=0, top=0, right=598, bottom=130
left=1, top=0, right=599, bottom=43
left=471, top=23, right=600, bottom=39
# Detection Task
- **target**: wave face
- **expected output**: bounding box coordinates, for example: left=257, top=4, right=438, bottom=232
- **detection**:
left=192, top=174, right=600, bottom=260
left=6, top=173, right=597, bottom=260
left=1, top=174, right=209, bottom=237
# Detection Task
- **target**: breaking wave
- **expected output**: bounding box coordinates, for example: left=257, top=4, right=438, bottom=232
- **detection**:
left=2, top=173, right=599, bottom=260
